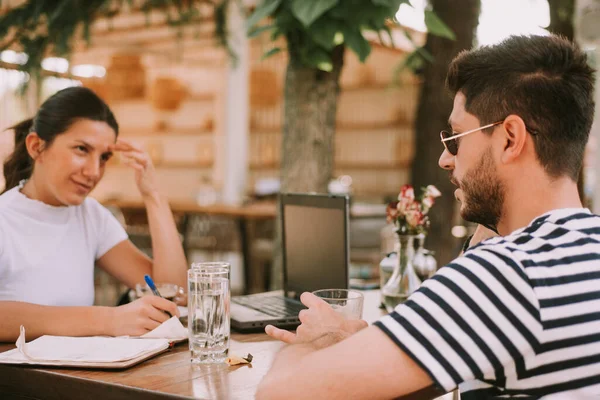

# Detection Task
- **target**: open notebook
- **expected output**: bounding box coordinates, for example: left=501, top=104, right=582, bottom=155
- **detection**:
left=0, top=316, right=187, bottom=369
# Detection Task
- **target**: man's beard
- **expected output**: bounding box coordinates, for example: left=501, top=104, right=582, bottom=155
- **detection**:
left=457, top=147, right=505, bottom=229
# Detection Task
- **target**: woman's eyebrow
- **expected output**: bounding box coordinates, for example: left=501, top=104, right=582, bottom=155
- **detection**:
left=74, top=140, right=113, bottom=156
left=74, top=139, right=94, bottom=149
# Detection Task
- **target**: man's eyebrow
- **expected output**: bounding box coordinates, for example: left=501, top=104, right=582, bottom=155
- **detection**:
left=447, top=118, right=461, bottom=130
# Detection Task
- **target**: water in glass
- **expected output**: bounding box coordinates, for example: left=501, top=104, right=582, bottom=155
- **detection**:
left=188, top=263, right=230, bottom=364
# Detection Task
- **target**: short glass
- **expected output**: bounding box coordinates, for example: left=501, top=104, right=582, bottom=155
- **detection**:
left=188, top=262, right=231, bottom=364
left=312, top=289, right=364, bottom=319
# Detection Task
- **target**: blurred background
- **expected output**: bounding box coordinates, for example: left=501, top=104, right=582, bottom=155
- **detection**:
left=1, top=0, right=599, bottom=305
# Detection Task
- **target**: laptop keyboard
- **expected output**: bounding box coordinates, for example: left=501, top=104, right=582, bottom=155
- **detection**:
left=233, top=295, right=306, bottom=318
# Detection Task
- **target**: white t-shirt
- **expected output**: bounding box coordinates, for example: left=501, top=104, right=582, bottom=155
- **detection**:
left=0, top=187, right=128, bottom=306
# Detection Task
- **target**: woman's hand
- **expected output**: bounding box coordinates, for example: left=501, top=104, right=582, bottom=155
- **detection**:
left=265, top=292, right=368, bottom=349
left=113, top=139, right=159, bottom=200
left=107, top=296, right=179, bottom=337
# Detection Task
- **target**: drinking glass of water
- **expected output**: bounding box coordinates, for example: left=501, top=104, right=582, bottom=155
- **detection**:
left=312, top=289, right=364, bottom=319
left=188, top=262, right=230, bottom=364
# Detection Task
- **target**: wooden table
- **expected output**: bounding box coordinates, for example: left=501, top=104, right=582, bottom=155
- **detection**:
left=103, top=199, right=278, bottom=220
left=0, top=291, right=385, bottom=400
left=102, top=199, right=277, bottom=295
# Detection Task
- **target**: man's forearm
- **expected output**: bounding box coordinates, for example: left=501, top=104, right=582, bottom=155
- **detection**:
left=257, top=343, right=317, bottom=399
left=0, top=301, right=113, bottom=342
left=269, top=342, right=316, bottom=372
left=259, top=332, right=348, bottom=399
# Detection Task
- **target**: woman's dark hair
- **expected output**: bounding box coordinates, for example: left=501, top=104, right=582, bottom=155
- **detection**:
left=2, top=86, right=119, bottom=193
left=446, top=34, right=595, bottom=181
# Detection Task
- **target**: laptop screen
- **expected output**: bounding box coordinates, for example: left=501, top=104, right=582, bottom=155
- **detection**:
left=280, top=193, right=349, bottom=297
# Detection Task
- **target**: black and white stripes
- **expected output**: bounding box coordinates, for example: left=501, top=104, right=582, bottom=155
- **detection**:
left=375, top=208, right=600, bottom=399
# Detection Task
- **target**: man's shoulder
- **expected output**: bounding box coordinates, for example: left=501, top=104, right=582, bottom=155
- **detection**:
left=461, top=236, right=522, bottom=262
left=444, top=238, right=532, bottom=286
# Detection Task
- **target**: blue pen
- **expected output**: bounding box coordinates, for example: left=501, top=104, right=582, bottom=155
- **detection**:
left=144, top=274, right=173, bottom=318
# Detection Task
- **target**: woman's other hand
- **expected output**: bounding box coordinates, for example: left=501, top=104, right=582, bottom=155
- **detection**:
left=108, top=295, right=179, bottom=337
left=113, top=139, right=159, bottom=199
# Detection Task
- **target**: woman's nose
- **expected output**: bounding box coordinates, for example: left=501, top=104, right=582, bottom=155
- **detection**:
left=83, top=158, right=101, bottom=179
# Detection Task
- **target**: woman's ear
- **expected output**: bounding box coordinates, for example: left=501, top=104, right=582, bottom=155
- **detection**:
left=500, top=115, right=528, bottom=164
left=24, top=132, right=46, bottom=161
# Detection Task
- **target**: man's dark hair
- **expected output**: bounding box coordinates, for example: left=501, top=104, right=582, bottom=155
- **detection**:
left=446, top=34, right=595, bottom=181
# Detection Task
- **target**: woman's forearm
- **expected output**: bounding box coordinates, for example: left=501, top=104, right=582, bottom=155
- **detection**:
left=144, top=192, right=188, bottom=289
left=0, top=301, right=113, bottom=342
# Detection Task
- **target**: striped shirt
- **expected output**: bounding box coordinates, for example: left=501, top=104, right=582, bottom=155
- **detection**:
left=375, top=208, right=600, bottom=399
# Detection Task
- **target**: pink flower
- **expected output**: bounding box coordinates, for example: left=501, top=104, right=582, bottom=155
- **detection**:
left=406, top=209, right=422, bottom=228
left=425, top=185, right=441, bottom=198
left=398, top=185, right=415, bottom=202
left=397, top=198, right=412, bottom=215
left=422, top=196, right=435, bottom=213
left=387, top=183, right=441, bottom=234
left=386, top=202, right=399, bottom=223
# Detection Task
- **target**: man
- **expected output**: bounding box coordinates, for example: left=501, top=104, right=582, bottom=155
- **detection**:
left=256, top=34, right=599, bottom=399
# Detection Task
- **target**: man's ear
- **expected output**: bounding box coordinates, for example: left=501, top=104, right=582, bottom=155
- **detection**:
left=24, top=132, right=46, bottom=161
left=500, top=115, right=528, bottom=164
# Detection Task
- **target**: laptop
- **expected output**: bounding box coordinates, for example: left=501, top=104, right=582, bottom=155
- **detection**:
left=230, top=192, right=350, bottom=332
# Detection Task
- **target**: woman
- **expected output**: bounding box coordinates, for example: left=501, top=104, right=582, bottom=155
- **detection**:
left=0, top=86, right=188, bottom=342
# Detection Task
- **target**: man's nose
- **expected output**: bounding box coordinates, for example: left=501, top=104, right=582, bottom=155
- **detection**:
left=438, top=148, right=454, bottom=171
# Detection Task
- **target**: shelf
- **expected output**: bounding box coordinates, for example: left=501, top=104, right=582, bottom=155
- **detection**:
left=250, top=121, right=411, bottom=134
left=336, top=161, right=411, bottom=170
left=249, top=160, right=410, bottom=171
left=188, top=93, right=216, bottom=102
left=122, top=127, right=214, bottom=136
left=110, top=160, right=213, bottom=169
left=341, top=82, right=401, bottom=92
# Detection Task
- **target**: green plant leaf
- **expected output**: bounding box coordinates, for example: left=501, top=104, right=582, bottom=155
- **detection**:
left=383, top=25, right=395, bottom=47
left=248, top=23, right=275, bottom=38
left=247, top=0, right=282, bottom=31
left=262, top=47, right=282, bottom=60
left=305, top=47, right=333, bottom=71
left=372, top=0, right=408, bottom=7
left=291, top=0, right=338, bottom=27
left=424, top=10, right=456, bottom=40
left=415, top=46, right=434, bottom=63
left=271, top=28, right=283, bottom=41
left=309, top=19, right=340, bottom=50
left=393, top=48, right=429, bottom=81
left=342, top=27, right=371, bottom=62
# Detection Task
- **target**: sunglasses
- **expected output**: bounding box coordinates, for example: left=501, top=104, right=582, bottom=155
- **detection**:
left=440, top=121, right=504, bottom=156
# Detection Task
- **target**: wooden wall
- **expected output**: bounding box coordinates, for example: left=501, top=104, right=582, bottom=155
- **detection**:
left=1, top=38, right=420, bottom=202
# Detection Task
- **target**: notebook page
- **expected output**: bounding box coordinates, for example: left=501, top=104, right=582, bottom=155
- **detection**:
left=140, top=316, right=187, bottom=340
left=17, top=336, right=169, bottom=363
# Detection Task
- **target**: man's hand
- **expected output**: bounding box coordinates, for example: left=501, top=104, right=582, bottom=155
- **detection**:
left=265, top=292, right=368, bottom=349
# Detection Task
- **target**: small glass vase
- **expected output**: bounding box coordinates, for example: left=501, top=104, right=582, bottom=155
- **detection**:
left=381, top=234, right=422, bottom=313
left=413, top=235, right=438, bottom=281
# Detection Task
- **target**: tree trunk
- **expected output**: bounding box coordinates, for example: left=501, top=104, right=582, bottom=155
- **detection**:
left=548, top=0, right=575, bottom=40
left=270, top=44, right=345, bottom=290
left=411, top=0, right=480, bottom=266
left=547, top=0, right=584, bottom=204
left=281, top=45, right=345, bottom=192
